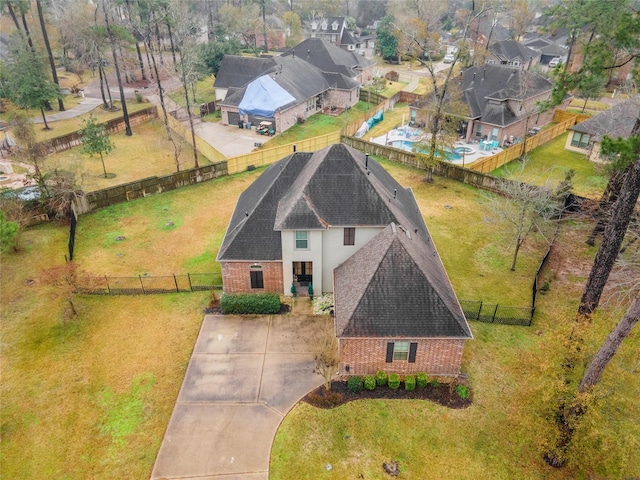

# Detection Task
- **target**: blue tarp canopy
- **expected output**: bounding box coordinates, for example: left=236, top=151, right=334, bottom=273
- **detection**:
left=238, top=75, right=296, bottom=117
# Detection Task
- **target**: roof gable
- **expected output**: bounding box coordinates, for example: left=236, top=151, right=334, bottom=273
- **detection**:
left=282, top=38, right=373, bottom=77
left=214, top=56, right=276, bottom=89
left=489, top=40, right=539, bottom=63
left=570, top=97, right=640, bottom=141
left=335, top=224, right=472, bottom=339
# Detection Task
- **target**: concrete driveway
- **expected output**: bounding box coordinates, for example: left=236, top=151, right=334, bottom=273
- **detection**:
left=194, top=120, right=275, bottom=158
left=151, top=311, right=329, bottom=480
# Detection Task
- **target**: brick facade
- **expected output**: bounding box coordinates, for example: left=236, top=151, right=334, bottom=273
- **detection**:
left=338, top=338, right=466, bottom=376
left=221, top=261, right=283, bottom=294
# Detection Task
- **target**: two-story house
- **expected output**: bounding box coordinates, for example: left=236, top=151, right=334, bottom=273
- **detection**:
left=487, top=40, right=541, bottom=69
left=217, top=143, right=472, bottom=375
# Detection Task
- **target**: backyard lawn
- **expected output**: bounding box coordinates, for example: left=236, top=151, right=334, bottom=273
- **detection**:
left=44, top=119, right=210, bottom=192
left=492, top=133, right=608, bottom=199
left=2, top=154, right=637, bottom=479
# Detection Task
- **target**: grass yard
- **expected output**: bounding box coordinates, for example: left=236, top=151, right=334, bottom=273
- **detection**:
left=492, top=133, right=608, bottom=199
left=3, top=155, right=632, bottom=480
left=3, top=100, right=153, bottom=142
left=271, top=221, right=640, bottom=479
left=168, top=76, right=216, bottom=109
left=44, top=119, right=210, bottom=192
left=266, top=102, right=371, bottom=147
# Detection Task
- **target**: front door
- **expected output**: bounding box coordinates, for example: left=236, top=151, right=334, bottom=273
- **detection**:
left=293, top=261, right=313, bottom=290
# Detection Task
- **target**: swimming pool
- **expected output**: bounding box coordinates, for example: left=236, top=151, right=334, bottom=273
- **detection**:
left=390, top=141, right=475, bottom=161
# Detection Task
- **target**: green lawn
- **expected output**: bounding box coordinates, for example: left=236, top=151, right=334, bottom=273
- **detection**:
left=168, top=75, right=216, bottom=109
left=3, top=156, right=636, bottom=480
left=44, top=119, right=210, bottom=192
left=271, top=220, right=640, bottom=479
left=266, top=102, right=371, bottom=147
left=492, top=133, right=608, bottom=199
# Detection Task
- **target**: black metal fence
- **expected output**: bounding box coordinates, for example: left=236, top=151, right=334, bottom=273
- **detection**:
left=459, top=300, right=533, bottom=326
left=76, top=273, right=222, bottom=295
left=68, top=207, right=77, bottom=260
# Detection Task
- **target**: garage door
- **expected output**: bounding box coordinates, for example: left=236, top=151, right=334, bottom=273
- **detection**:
left=227, top=111, right=241, bottom=127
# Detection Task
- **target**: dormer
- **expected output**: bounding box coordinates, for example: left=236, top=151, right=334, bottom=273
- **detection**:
left=321, top=21, right=328, bottom=30
left=332, top=21, right=339, bottom=31
left=311, top=20, right=318, bottom=31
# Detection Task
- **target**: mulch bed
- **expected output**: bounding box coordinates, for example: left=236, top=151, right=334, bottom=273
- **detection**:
left=303, top=380, right=472, bottom=409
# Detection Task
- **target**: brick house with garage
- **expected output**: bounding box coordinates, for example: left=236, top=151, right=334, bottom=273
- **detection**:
left=217, top=143, right=472, bottom=375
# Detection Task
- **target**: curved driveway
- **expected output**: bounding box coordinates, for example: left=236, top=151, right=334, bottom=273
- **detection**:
left=151, top=307, right=328, bottom=480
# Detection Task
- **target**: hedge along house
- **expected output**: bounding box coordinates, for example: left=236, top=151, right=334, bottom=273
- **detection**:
left=409, top=64, right=557, bottom=146
left=217, top=143, right=472, bottom=375
left=334, top=223, right=472, bottom=376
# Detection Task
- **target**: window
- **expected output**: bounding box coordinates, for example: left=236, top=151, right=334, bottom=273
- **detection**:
left=475, top=124, right=483, bottom=137
left=571, top=132, right=590, bottom=149
left=250, top=270, right=264, bottom=289
left=386, top=342, right=418, bottom=363
left=344, top=227, right=355, bottom=246
left=295, top=231, right=308, bottom=249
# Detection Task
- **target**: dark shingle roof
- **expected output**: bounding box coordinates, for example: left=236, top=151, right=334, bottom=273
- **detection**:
left=214, top=56, right=276, bottom=89
left=460, top=65, right=553, bottom=126
left=281, top=38, right=372, bottom=77
left=217, top=153, right=312, bottom=261
left=334, top=223, right=472, bottom=339
left=274, top=144, right=429, bottom=243
left=489, top=40, right=540, bottom=63
left=219, top=144, right=430, bottom=261
left=570, top=98, right=640, bottom=141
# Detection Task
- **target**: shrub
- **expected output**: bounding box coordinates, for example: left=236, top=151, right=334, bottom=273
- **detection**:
left=430, top=379, right=440, bottom=388
left=364, top=375, right=376, bottom=390
left=388, top=373, right=401, bottom=389
left=455, top=384, right=470, bottom=400
left=416, top=372, right=428, bottom=388
left=347, top=375, right=363, bottom=393
left=404, top=374, right=416, bottom=391
left=375, top=370, right=387, bottom=386
left=306, top=390, right=344, bottom=408
left=220, top=293, right=281, bottom=314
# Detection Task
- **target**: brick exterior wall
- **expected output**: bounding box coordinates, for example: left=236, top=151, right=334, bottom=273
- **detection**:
left=338, top=338, right=466, bottom=376
left=325, top=88, right=359, bottom=110
left=221, top=261, right=283, bottom=294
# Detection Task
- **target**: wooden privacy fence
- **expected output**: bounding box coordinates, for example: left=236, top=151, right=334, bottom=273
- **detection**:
left=76, top=272, right=222, bottom=295
left=166, top=112, right=226, bottom=164
left=468, top=116, right=579, bottom=174
left=42, top=106, right=158, bottom=154
left=225, top=132, right=341, bottom=174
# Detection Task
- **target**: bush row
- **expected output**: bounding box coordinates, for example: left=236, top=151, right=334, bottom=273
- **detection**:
left=346, top=371, right=469, bottom=399
left=220, top=293, right=281, bottom=314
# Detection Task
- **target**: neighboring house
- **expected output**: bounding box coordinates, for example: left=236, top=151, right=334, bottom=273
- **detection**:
left=281, top=37, right=376, bottom=85
left=307, top=16, right=375, bottom=58
left=214, top=47, right=361, bottom=133
left=487, top=40, right=541, bottom=69
left=565, top=98, right=640, bottom=162
left=523, top=36, right=568, bottom=66
left=217, top=143, right=472, bottom=376
left=409, top=64, right=558, bottom=145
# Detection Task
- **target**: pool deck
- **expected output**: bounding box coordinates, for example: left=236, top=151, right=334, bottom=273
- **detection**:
left=370, top=127, right=502, bottom=166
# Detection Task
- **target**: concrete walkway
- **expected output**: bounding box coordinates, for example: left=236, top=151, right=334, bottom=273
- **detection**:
left=32, top=97, right=103, bottom=124
left=151, top=299, right=326, bottom=480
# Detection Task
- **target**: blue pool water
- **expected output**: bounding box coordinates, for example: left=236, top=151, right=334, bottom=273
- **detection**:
left=390, top=140, right=467, bottom=161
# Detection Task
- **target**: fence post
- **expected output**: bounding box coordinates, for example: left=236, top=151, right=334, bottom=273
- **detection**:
left=173, top=274, right=179, bottom=293
left=105, top=275, right=110, bottom=295
left=492, top=303, right=499, bottom=323
left=477, top=301, right=482, bottom=320
left=139, top=275, right=146, bottom=294
left=187, top=273, right=193, bottom=292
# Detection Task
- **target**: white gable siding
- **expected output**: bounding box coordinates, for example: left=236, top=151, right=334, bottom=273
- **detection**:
left=321, top=226, right=383, bottom=292
left=282, top=230, right=324, bottom=294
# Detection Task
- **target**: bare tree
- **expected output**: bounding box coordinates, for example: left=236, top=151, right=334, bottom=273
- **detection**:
left=36, top=0, right=65, bottom=112
left=40, top=261, right=80, bottom=321
left=312, top=325, right=339, bottom=391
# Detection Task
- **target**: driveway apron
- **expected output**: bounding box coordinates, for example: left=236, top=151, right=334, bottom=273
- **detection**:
left=151, top=312, right=325, bottom=480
